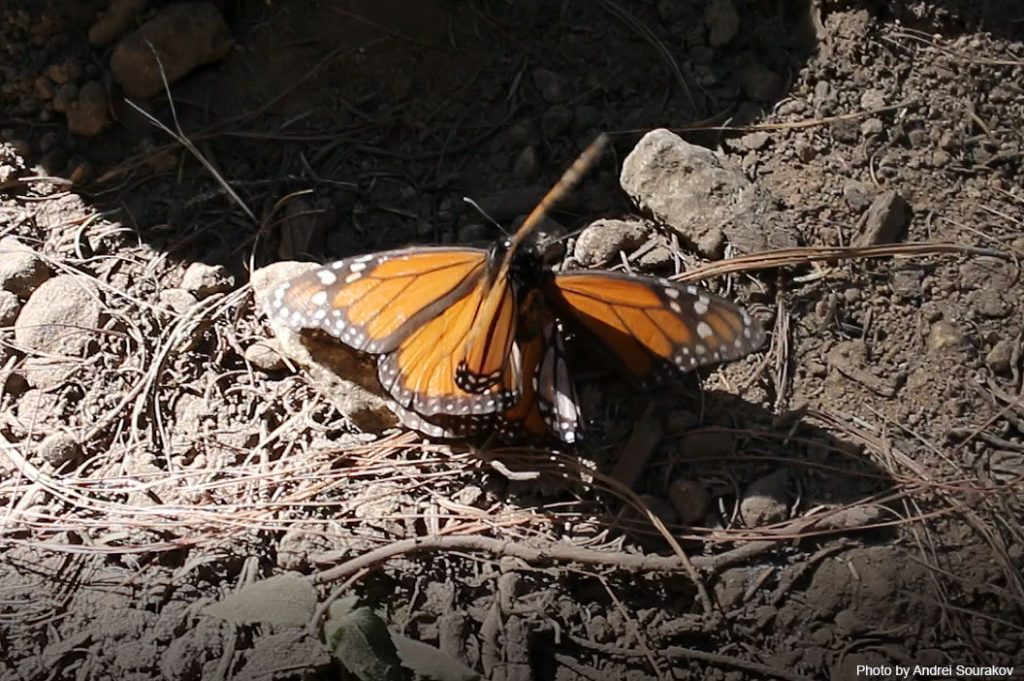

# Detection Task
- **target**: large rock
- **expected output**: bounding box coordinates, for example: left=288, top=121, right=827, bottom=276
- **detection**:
left=620, top=129, right=798, bottom=259
left=110, top=2, right=232, bottom=98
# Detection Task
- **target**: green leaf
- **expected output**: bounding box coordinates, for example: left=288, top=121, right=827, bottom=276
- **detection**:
left=325, top=607, right=405, bottom=681
left=203, top=572, right=317, bottom=626
left=393, top=635, right=481, bottom=681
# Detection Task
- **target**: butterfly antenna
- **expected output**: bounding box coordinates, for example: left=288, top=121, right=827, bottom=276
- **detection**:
left=462, top=197, right=510, bottom=237
left=510, top=134, right=611, bottom=249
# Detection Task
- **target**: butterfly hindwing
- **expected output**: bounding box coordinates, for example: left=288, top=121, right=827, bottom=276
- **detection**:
left=548, top=270, right=765, bottom=387
left=456, top=273, right=518, bottom=394
left=378, top=279, right=520, bottom=416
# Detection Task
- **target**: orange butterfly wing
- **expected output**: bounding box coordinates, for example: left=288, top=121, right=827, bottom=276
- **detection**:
left=455, top=272, right=518, bottom=394
left=378, top=278, right=520, bottom=416
left=547, top=271, right=765, bottom=387
left=266, top=247, right=519, bottom=416
left=265, top=248, right=488, bottom=354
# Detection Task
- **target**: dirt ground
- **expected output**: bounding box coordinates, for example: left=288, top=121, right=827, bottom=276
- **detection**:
left=1, top=1, right=1023, bottom=680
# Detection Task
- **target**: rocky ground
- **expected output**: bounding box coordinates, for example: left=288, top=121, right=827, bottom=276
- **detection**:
left=1, top=1, right=1023, bottom=680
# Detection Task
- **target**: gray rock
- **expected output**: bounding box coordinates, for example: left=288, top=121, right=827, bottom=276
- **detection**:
left=860, top=89, right=886, bottom=110
left=573, top=219, right=651, bottom=267
left=244, top=339, right=286, bottom=371
left=637, top=243, right=673, bottom=270
left=620, top=129, right=796, bottom=259
left=254, top=262, right=398, bottom=433
left=968, top=288, right=1009, bottom=318
left=0, top=289, right=21, bottom=325
left=159, top=620, right=223, bottom=681
left=276, top=526, right=336, bottom=571
left=541, top=105, right=573, bottom=139
left=17, top=357, right=76, bottom=390
left=180, top=262, right=233, bottom=298
left=985, top=340, right=1014, bottom=376
left=158, top=288, right=198, bottom=314
left=928, top=320, right=965, bottom=352
left=842, top=181, right=876, bottom=210
left=15, top=389, right=63, bottom=430
left=37, top=432, right=83, bottom=470
left=890, top=269, right=924, bottom=299
left=855, top=190, right=909, bottom=246
left=739, top=63, right=782, bottom=102
left=677, top=430, right=736, bottom=458
left=235, top=630, right=331, bottom=681
left=512, top=145, right=539, bottom=180
left=532, top=68, right=567, bottom=104
left=15, top=275, right=101, bottom=356
left=508, top=120, right=539, bottom=147
left=740, top=469, right=790, bottom=526
left=0, top=236, right=50, bottom=296
left=959, top=257, right=1015, bottom=290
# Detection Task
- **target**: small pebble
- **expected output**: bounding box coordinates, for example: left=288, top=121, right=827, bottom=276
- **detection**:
left=180, top=262, right=233, bottom=298
left=512, top=145, right=539, bottom=180
left=739, top=63, right=782, bottom=102
left=541, top=105, right=573, bottom=139
left=532, top=68, right=567, bottom=104
left=668, top=478, right=711, bottom=525
left=159, top=288, right=198, bottom=315
left=984, top=340, right=1014, bottom=376
left=0, top=290, right=21, bottom=326
left=37, top=432, right=82, bottom=470
left=704, top=0, right=739, bottom=46
left=928, top=320, right=964, bottom=351
left=740, top=469, right=790, bottom=526
left=66, top=81, right=109, bottom=137
left=245, top=339, right=286, bottom=372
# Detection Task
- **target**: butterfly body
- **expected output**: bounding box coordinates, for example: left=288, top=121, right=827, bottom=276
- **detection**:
left=265, top=136, right=766, bottom=443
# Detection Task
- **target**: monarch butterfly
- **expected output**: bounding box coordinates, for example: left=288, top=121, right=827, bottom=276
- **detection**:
left=265, top=135, right=765, bottom=443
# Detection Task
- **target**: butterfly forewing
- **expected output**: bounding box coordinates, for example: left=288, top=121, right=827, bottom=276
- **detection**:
left=265, top=247, right=489, bottom=354
left=548, top=271, right=765, bottom=387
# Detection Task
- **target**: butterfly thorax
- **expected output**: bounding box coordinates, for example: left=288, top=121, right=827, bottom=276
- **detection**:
left=507, top=240, right=549, bottom=292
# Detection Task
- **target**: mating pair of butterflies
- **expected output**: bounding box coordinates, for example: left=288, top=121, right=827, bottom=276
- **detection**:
left=264, top=136, right=765, bottom=443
